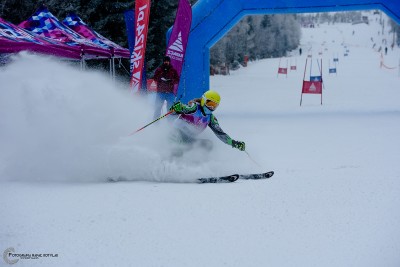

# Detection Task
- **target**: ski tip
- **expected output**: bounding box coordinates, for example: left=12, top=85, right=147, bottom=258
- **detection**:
left=265, top=171, right=274, bottom=178
left=229, top=174, right=240, bottom=182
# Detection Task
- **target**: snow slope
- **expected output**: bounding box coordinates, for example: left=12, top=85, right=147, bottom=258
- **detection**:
left=1, top=11, right=400, bottom=267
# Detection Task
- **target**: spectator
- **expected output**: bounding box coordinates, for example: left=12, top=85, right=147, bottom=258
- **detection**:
left=153, top=56, right=179, bottom=120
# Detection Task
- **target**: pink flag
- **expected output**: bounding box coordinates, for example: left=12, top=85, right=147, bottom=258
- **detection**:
left=278, top=67, right=288, bottom=74
left=165, top=0, right=192, bottom=95
left=302, top=81, right=322, bottom=94
left=130, top=0, right=151, bottom=93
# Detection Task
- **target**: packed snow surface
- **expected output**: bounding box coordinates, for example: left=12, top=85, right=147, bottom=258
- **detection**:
left=1, top=11, right=400, bottom=267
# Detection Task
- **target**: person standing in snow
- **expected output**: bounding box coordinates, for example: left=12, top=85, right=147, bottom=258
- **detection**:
left=153, top=56, right=180, bottom=120
left=168, top=90, right=245, bottom=154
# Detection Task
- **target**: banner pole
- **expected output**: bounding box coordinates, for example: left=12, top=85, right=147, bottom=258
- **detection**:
left=321, top=58, right=324, bottom=88
left=277, top=57, right=281, bottom=78
left=300, top=58, right=308, bottom=106
left=320, top=58, right=326, bottom=91
left=286, top=58, right=288, bottom=78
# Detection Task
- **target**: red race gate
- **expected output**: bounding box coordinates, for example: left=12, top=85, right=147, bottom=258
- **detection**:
left=300, top=58, right=323, bottom=106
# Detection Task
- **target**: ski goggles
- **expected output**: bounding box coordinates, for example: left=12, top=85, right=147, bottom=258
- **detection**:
left=205, top=99, right=219, bottom=111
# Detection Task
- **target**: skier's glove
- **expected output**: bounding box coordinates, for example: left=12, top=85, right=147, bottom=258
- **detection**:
left=170, top=102, right=184, bottom=114
left=232, top=140, right=245, bottom=151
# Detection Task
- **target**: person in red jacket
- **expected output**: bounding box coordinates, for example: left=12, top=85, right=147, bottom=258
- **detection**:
left=153, top=56, right=180, bottom=119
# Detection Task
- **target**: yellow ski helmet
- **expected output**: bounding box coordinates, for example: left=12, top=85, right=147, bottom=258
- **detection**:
left=201, top=90, right=221, bottom=111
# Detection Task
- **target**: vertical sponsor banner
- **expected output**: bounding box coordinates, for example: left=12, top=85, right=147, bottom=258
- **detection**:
left=124, top=10, right=135, bottom=74
left=165, top=0, right=192, bottom=95
left=130, top=0, right=151, bottom=93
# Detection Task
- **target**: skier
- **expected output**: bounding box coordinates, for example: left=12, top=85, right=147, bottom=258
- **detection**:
left=168, top=90, right=245, bottom=154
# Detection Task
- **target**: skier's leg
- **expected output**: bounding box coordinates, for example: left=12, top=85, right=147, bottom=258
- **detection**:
left=197, top=139, right=213, bottom=151
left=169, top=130, right=195, bottom=157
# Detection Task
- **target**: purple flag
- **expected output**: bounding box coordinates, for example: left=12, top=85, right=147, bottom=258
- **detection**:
left=165, top=0, right=192, bottom=95
left=124, top=10, right=135, bottom=73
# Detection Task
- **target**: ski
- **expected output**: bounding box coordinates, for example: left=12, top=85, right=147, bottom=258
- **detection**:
left=107, top=176, right=128, bottom=182
left=108, top=175, right=240, bottom=184
left=107, top=171, right=274, bottom=184
left=198, top=171, right=274, bottom=184
left=198, top=174, right=239, bottom=184
left=239, top=171, right=274, bottom=180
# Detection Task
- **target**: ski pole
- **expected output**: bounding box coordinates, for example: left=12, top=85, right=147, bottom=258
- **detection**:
left=244, top=150, right=262, bottom=168
left=128, top=110, right=174, bottom=136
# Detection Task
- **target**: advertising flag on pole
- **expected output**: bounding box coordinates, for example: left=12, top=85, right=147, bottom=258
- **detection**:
left=165, top=0, right=192, bottom=95
left=124, top=10, right=135, bottom=73
left=130, top=0, right=151, bottom=93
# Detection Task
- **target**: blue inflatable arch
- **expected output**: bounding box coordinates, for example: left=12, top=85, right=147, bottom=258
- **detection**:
left=177, top=0, right=400, bottom=102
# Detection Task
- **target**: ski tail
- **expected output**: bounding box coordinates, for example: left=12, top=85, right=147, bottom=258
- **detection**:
left=198, top=174, right=239, bottom=184
left=197, top=171, right=274, bottom=184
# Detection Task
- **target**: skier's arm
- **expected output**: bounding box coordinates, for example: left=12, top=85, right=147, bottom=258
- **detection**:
left=169, top=101, right=197, bottom=115
left=209, top=115, right=245, bottom=151
left=188, top=98, right=201, bottom=105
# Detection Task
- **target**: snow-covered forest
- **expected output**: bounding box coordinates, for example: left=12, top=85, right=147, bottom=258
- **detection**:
left=210, top=14, right=301, bottom=70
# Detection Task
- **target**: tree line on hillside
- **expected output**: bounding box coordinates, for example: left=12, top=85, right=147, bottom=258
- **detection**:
left=299, top=11, right=363, bottom=25
left=210, top=14, right=301, bottom=73
left=389, top=20, right=400, bottom=47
